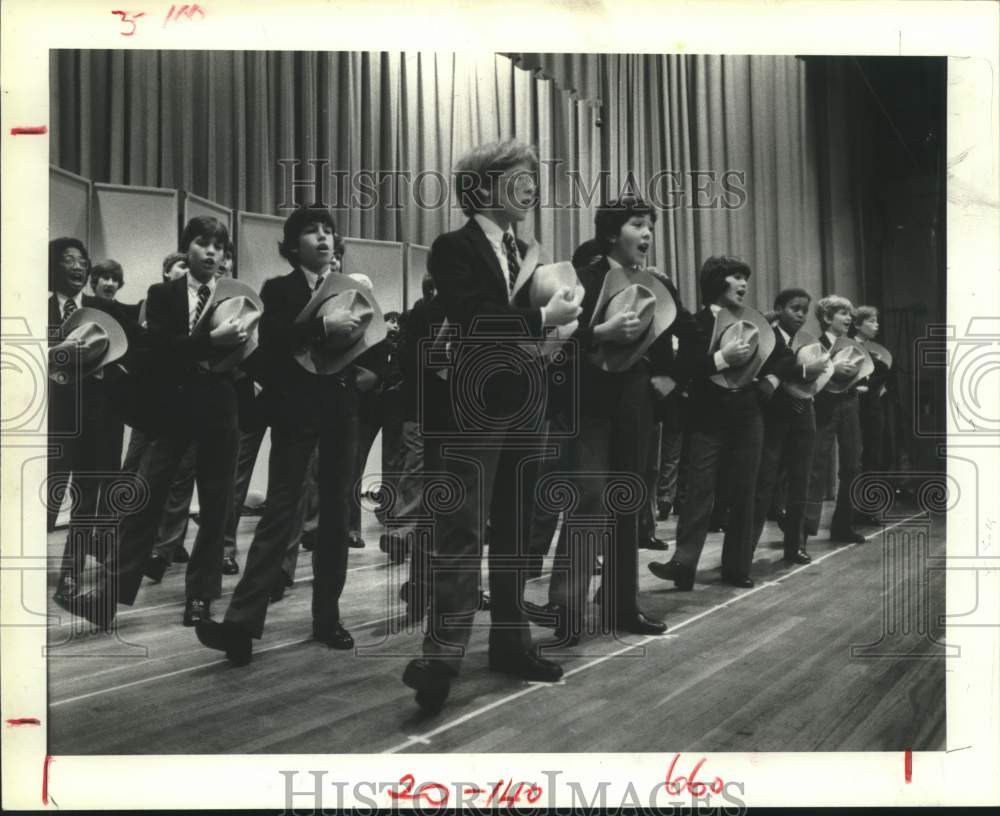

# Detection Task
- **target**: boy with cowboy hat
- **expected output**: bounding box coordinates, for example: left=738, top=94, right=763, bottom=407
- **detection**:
left=534, top=196, right=686, bottom=647
left=749, top=287, right=834, bottom=566
left=648, top=255, right=773, bottom=591
left=47, top=237, right=135, bottom=613
left=401, top=138, right=581, bottom=713
left=71, top=216, right=254, bottom=630
left=195, top=205, right=384, bottom=666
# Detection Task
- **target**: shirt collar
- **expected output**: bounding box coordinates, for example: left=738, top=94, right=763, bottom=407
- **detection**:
left=776, top=324, right=792, bottom=345
left=300, top=266, right=326, bottom=291
left=474, top=213, right=514, bottom=248
left=187, top=272, right=217, bottom=294
left=824, top=330, right=838, bottom=346
left=709, top=303, right=723, bottom=316
left=56, top=291, right=83, bottom=309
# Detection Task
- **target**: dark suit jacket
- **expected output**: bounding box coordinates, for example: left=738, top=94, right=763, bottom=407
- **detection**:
left=400, top=296, right=448, bottom=424
left=428, top=219, right=545, bottom=430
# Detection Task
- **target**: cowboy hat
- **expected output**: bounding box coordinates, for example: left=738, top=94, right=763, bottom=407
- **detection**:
left=708, top=305, right=776, bottom=389
left=294, top=271, right=387, bottom=375
left=782, top=330, right=834, bottom=399
left=192, top=278, right=264, bottom=373
left=588, top=265, right=678, bottom=373
left=860, top=339, right=893, bottom=370
left=824, top=336, right=875, bottom=393
left=48, top=306, right=128, bottom=385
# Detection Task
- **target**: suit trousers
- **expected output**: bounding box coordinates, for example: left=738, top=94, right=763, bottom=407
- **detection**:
left=674, top=389, right=764, bottom=580
left=224, top=427, right=266, bottom=558
left=422, top=429, right=540, bottom=672
left=114, top=377, right=239, bottom=604
left=151, top=443, right=196, bottom=559
left=806, top=393, right=861, bottom=533
left=656, top=426, right=684, bottom=507
left=751, top=391, right=816, bottom=556
left=224, top=382, right=357, bottom=638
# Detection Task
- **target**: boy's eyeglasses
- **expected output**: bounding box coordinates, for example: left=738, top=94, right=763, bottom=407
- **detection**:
left=60, top=256, right=89, bottom=270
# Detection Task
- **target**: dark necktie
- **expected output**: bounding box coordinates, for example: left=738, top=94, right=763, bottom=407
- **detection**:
left=191, top=284, right=211, bottom=330
left=62, top=298, right=77, bottom=322
left=314, top=274, right=325, bottom=291
left=501, top=233, right=519, bottom=296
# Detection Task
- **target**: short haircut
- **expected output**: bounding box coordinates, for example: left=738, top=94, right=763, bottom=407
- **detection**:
left=180, top=215, right=229, bottom=253
left=774, top=287, right=812, bottom=311
left=699, top=255, right=752, bottom=306
left=815, top=295, right=855, bottom=327
left=421, top=272, right=435, bottom=300
left=571, top=237, right=604, bottom=269
left=384, top=311, right=402, bottom=323
left=49, top=237, right=90, bottom=291
left=162, top=251, right=187, bottom=279
left=90, top=259, right=124, bottom=289
left=594, top=197, right=657, bottom=255
left=454, top=138, right=539, bottom=217
left=854, top=304, right=879, bottom=327
left=279, top=205, right=337, bottom=263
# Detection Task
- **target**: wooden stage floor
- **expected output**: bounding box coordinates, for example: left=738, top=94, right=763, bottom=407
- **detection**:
left=47, top=504, right=946, bottom=754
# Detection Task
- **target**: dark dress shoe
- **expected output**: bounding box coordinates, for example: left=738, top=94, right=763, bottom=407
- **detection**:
left=522, top=600, right=560, bottom=628
left=640, top=536, right=670, bottom=551
left=784, top=548, right=812, bottom=565
left=300, top=529, right=316, bottom=551
left=172, top=544, right=190, bottom=564
left=379, top=532, right=407, bottom=563
left=478, top=591, right=490, bottom=611
left=489, top=650, right=563, bottom=682
left=648, top=560, right=694, bottom=591
left=183, top=598, right=212, bottom=627
left=53, top=572, right=79, bottom=608
left=656, top=501, right=672, bottom=521
left=403, top=658, right=453, bottom=713
left=195, top=619, right=252, bottom=666
left=313, top=620, right=354, bottom=650
left=221, top=555, right=240, bottom=575
left=551, top=626, right=581, bottom=647
left=615, top=611, right=667, bottom=636
left=830, top=526, right=865, bottom=544
left=144, top=554, right=170, bottom=584
left=348, top=531, right=366, bottom=549
left=721, top=573, right=755, bottom=589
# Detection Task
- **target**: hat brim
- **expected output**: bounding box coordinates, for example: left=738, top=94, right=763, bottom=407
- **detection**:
left=824, top=336, right=875, bottom=393
left=293, top=272, right=387, bottom=375
left=861, top=339, right=893, bottom=369
left=708, top=306, right=777, bottom=389
left=587, top=266, right=678, bottom=373
left=783, top=332, right=835, bottom=399
left=188, top=278, right=265, bottom=373
left=49, top=306, right=129, bottom=383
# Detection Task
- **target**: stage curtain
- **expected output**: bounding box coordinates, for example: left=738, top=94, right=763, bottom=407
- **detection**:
left=51, top=50, right=857, bottom=306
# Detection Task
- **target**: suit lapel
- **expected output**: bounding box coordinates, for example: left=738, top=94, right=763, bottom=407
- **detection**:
left=174, top=276, right=191, bottom=334
left=48, top=295, right=61, bottom=330
left=819, top=332, right=832, bottom=350
left=464, top=219, right=508, bottom=298
left=290, top=267, right=312, bottom=312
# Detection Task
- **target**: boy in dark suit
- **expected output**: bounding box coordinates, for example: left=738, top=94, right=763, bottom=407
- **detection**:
left=750, top=288, right=830, bottom=564
left=195, top=205, right=362, bottom=665
left=73, top=217, right=247, bottom=629
left=648, top=256, right=763, bottom=590
left=401, top=139, right=581, bottom=712
left=48, top=238, right=135, bottom=609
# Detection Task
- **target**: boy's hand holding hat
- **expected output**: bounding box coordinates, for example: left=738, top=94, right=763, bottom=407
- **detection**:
left=824, top=336, right=875, bottom=393
left=192, top=278, right=264, bottom=372
left=708, top=305, right=776, bottom=389
left=48, top=306, right=129, bottom=385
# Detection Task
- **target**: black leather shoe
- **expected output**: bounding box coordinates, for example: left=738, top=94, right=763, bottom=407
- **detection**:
left=721, top=573, right=755, bottom=589
left=144, top=554, right=170, bottom=583
left=53, top=572, right=79, bottom=608
left=830, top=527, right=865, bottom=544
left=221, top=555, right=240, bottom=575
left=615, top=611, right=667, bottom=636
left=648, top=560, right=694, bottom=591
left=195, top=619, right=252, bottom=666
left=172, top=544, right=190, bottom=564
left=640, top=536, right=670, bottom=551
left=379, top=532, right=407, bottom=563
left=183, top=598, right=211, bottom=627
left=403, top=659, right=454, bottom=713
left=300, top=529, right=316, bottom=551
left=656, top=501, right=672, bottom=521
left=313, top=620, right=354, bottom=650
left=784, top=549, right=812, bottom=565
left=489, top=650, right=563, bottom=682
left=348, top=531, right=366, bottom=549
left=522, top=600, right=561, bottom=628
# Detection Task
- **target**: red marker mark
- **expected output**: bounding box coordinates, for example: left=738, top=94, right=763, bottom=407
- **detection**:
left=904, top=749, right=912, bottom=783
left=10, top=126, right=47, bottom=136
left=111, top=10, right=147, bottom=36
left=665, top=753, right=725, bottom=797
left=6, top=717, right=41, bottom=726
left=42, top=755, right=53, bottom=805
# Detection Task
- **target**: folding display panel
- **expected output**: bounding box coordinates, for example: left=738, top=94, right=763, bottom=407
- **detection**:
left=49, top=166, right=91, bottom=251
left=341, top=237, right=405, bottom=314
left=183, top=191, right=233, bottom=235
left=405, top=243, right=430, bottom=310
left=235, top=210, right=287, bottom=295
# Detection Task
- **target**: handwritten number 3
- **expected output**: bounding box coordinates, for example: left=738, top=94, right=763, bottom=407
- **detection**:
left=111, top=10, right=145, bottom=37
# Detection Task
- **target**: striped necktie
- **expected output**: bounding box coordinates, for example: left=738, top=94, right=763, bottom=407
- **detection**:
left=314, top=274, right=325, bottom=291
left=62, top=298, right=77, bottom=322
left=501, top=233, right=519, bottom=296
left=191, top=284, right=211, bottom=330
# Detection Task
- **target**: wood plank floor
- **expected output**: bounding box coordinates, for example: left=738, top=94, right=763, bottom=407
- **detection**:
left=47, top=503, right=946, bottom=754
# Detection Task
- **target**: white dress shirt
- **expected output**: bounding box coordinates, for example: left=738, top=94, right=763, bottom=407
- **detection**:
left=709, top=303, right=730, bottom=371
